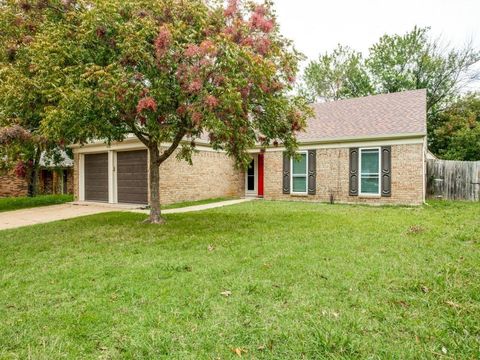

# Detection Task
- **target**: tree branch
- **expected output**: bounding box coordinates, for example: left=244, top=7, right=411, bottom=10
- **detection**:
left=128, top=122, right=150, bottom=147
left=157, top=129, right=187, bottom=166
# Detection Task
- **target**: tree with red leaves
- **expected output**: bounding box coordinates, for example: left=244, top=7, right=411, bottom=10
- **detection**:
left=3, top=0, right=311, bottom=223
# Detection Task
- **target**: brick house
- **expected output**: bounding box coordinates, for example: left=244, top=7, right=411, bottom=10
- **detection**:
left=71, top=89, right=427, bottom=206
left=0, top=171, right=28, bottom=198
left=0, top=152, right=74, bottom=198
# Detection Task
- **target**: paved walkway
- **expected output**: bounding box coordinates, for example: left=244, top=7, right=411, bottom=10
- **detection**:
left=0, top=198, right=254, bottom=231
left=133, top=198, right=254, bottom=215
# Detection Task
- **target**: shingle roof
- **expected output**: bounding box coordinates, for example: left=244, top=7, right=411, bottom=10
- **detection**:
left=298, top=89, right=427, bottom=142
left=39, top=151, right=73, bottom=168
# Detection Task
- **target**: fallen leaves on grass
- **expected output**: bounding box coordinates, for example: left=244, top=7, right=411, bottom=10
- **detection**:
left=258, top=340, right=274, bottom=351
left=407, top=225, right=425, bottom=234
left=321, top=309, right=340, bottom=319
left=395, top=300, right=409, bottom=308
left=220, top=290, right=232, bottom=297
left=207, top=244, right=215, bottom=252
left=232, top=347, right=247, bottom=356
left=445, top=300, right=462, bottom=309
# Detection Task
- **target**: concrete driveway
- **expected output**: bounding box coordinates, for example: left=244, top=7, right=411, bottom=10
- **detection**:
left=0, top=199, right=253, bottom=231
left=0, top=203, right=115, bottom=231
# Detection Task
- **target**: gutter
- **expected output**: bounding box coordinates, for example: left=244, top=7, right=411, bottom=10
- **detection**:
left=70, top=132, right=427, bottom=151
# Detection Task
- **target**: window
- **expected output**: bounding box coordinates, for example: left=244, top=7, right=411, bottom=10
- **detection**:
left=359, top=148, right=380, bottom=195
left=291, top=152, right=308, bottom=194
left=247, top=159, right=255, bottom=191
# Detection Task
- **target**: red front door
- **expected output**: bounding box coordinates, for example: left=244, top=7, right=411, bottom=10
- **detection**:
left=258, top=153, right=264, bottom=197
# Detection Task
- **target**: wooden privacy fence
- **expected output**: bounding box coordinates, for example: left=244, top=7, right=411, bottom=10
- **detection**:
left=427, top=159, right=480, bottom=201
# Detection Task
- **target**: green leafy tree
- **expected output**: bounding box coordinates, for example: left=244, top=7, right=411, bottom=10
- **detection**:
left=5, top=0, right=311, bottom=223
left=302, top=44, right=373, bottom=101
left=0, top=1, right=68, bottom=196
left=366, top=27, right=479, bottom=155
left=367, top=26, right=479, bottom=114
left=302, top=27, right=480, bottom=158
left=431, top=93, right=480, bottom=161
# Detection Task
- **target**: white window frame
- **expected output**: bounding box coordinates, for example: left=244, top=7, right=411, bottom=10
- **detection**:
left=290, top=151, right=308, bottom=195
left=359, top=147, right=381, bottom=196
left=245, top=154, right=258, bottom=196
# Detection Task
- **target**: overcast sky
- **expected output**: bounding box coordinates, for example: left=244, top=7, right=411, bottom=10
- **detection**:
left=273, top=0, right=480, bottom=87
left=274, top=0, right=479, bottom=59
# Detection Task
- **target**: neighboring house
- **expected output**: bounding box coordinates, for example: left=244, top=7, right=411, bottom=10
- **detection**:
left=0, top=151, right=74, bottom=197
left=0, top=170, right=28, bottom=198
left=71, top=89, right=427, bottom=206
left=38, top=151, right=74, bottom=195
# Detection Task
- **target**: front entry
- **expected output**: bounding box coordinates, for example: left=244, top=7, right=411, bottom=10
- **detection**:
left=245, top=154, right=264, bottom=197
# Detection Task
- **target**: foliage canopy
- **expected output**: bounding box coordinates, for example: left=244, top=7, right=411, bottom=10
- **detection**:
left=0, top=0, right=311, bottom=221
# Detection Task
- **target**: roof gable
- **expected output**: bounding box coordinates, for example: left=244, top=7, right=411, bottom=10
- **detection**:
left=298, top=89, right=427, bottom=142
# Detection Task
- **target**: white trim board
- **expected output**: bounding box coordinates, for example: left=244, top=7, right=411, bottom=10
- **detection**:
left=71, top=133, right=426, bottom=154
left=73, top=142, right=147, bottom=154
left=292, top=132, right=426, bottom=145
left=264, top=136, right=425, bottom=152
left=79, top=154, right=85, bottom=201
left=72, top=141, right=222, bottom=154
left=108, top=151, right=116, bottom=204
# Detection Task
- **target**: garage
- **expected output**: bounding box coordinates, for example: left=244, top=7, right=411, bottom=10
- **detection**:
left=116, top=150, right=148, bottom=204
left=84, top=153, right=108, bottom=202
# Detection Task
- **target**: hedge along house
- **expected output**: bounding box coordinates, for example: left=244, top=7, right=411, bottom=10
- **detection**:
left=71, top=89, right=427, bottom=206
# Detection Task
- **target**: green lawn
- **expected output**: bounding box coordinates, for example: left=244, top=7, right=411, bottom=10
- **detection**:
left=0, top=194, right=73, bottom=212
left=0, top=201, right=479, bottom=359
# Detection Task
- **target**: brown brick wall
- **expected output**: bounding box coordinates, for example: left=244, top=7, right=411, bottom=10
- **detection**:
left=73, top=149, right=244, bottom=204
left=159, top=149, right=244, bottom=204
left=263, top=143, right=425, bottom=205
left=0, top=171, right=28, bottom=198
left=72, top=142, right=424, bottom=206
left=1, top=168, right=73, bottom=198
left=67, top=168, right=74, bottom=194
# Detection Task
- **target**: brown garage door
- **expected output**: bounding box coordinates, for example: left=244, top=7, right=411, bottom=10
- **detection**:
left=84, top=153, right=108, bottom=202
left=117, top=150, right=148, bottom=204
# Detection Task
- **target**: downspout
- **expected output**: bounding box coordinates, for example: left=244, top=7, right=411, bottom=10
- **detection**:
left=423, top=136, right=427, bottom=204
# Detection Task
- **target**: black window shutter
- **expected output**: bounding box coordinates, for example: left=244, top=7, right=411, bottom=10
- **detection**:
left=349, top=148, right=359, bottom=196
left=308, top=150, right=316, bottom=195
left=381, top=146, right=392, bottom=197
left=282, top=152, right=290, bottom=194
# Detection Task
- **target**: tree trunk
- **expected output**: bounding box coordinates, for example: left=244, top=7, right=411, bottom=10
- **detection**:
left=28, top=148, right=42, bottom=197
left=131, top=127, right=185, bottom=224
left=147, top=143, right=165, bottom=224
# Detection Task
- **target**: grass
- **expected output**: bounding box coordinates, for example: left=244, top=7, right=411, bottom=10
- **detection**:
left=0, top=200, right=479, bottom=359
left=161, top=196, right=237, bottom=210
left=0, top=194, right=73, bottom=212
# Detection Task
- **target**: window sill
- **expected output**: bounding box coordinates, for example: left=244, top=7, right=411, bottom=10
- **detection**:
left=290, top=193, right=309, bottom=197
left=358, top=194, right=381, bottom=199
